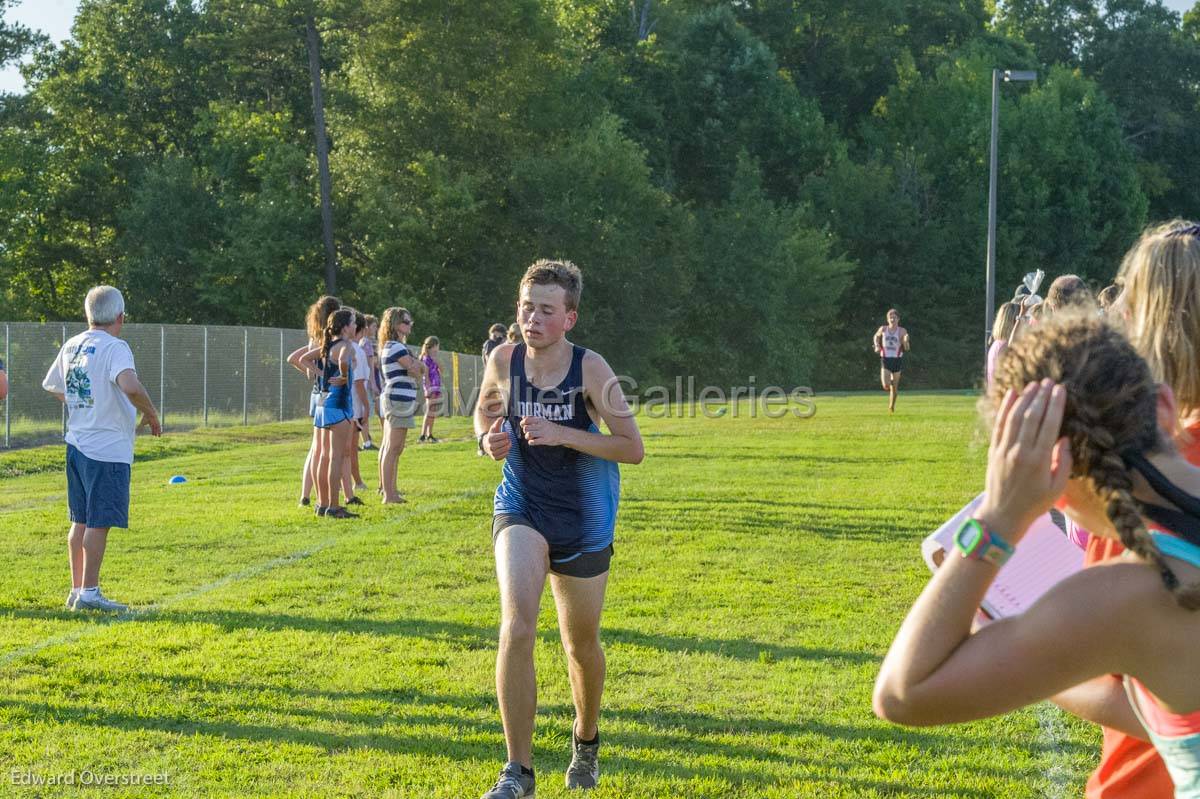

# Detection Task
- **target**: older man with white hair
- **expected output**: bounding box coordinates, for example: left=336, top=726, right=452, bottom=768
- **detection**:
left=42, top=286, right=161, bottom=612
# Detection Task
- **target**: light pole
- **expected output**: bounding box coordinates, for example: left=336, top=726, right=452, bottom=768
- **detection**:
left=985, top=68, right=1036, bottom=361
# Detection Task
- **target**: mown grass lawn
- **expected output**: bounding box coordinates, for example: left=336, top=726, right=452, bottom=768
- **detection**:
left=0, top=394, right=1099, bottom=798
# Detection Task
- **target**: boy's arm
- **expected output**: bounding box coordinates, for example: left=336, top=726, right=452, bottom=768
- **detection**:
left=519, top=352, right=644, bottom=464
left=902, top=328, right=911, bottom=352
left=873, top=327, right=884, bottom=353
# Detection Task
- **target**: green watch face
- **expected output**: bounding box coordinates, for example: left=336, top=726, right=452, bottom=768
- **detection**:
left=955, top=519, right=984, bottom=554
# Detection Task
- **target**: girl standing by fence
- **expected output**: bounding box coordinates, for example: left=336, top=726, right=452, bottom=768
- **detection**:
left=419, top=336, right=442, bottom=444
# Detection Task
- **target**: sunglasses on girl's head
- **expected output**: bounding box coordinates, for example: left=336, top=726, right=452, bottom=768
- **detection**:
left=1166, top=224, right=1200, bottom=238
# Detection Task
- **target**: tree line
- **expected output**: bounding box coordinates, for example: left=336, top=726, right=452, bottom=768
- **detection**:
left=1, top=0, right=1197, bottom=389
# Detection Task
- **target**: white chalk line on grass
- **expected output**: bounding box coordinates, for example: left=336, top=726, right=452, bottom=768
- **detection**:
left=1035, top=701, right=1073, bottom=799
left=0, top=488, right=489, bottom=670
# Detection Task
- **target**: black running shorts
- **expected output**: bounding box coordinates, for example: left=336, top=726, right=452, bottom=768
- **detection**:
left=492, top=514, right=613, bottom=578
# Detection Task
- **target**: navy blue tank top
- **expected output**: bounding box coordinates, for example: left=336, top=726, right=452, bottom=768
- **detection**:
left=493, top=344, right=619, bottom=551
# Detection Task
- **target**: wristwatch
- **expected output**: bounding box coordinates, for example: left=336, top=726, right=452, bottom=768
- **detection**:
left=954, top=518, right=1015, bottom=567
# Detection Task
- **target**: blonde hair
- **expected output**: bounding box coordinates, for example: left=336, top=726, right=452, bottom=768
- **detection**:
left=305, top=295, right=340, bottom=342
left=984, top=316, right=1200, bottom=610
left=378, top=307, right=411, bottom=351
left=1117, top=219, right=1200, bottom=417
left=507, top=323, right=521, bottom=343
left=992, top=302, right=1021, bottom=343
left=419, top=336, right=439, bottom=359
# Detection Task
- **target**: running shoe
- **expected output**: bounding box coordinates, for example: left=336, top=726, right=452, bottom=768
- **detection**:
left=481, top=763, right=534, bottom=799
left=74, top=589, right=129, bottom=612
left=325, top=507, right=360, bottom=519
left=346, top=496, right=365, bottom=506
left=565, top=730, right=599, bottom=789
left=299, top=497, right=311, bottom=507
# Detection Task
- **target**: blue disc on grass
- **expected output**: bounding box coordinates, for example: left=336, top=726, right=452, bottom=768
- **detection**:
left=168, top=475, right=187, bottom=484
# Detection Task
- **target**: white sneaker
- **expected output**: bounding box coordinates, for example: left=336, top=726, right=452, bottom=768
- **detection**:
left=65, top=589, right=79, bottom=610
left=74, top=589, right=129, bottom=612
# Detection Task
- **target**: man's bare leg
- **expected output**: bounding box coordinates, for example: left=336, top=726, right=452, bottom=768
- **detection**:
left=81, top=526, right=110, bottom=588
left=495, top=525, right=550, bottom=769
left=550, top=570, right=608, bottom=741
left=68, top=523, right=85, bottom=589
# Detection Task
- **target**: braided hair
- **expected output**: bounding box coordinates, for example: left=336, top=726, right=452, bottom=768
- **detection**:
left=985, top=315, right=1200, bottom=610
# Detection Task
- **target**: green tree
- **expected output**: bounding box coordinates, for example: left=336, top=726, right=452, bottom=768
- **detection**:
left=679, top=153, right=852, bottom=386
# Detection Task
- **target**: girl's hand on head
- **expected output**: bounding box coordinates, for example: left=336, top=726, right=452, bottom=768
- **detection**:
left=977, top=379, right=1073, bottom=545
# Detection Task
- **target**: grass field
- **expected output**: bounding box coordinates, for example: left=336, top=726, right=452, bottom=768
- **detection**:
left=0, top=394, right=1100, bottom=798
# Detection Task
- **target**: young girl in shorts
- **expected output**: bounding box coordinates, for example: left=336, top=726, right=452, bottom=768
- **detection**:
left=875, top=316, right=1200, bottom=798
left=419, top=336, right=442, bottom=443
left=299, top=308, right=358, bottom=519
left=288, top=295, right=339, bottom=507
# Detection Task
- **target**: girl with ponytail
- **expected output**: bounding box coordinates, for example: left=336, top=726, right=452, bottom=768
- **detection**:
left=1071, top=219, right=1200, bottom=798
left=299, top=307, right=359, bottom=519
left=875, top=317, right=1200, bottom=797
left=288, top=295, right=340, bottom=507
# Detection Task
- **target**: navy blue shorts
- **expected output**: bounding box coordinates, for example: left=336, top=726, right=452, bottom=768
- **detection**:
left=492, top=514, right=613, bottom=578
left=66, top=444, right=131, bottom=529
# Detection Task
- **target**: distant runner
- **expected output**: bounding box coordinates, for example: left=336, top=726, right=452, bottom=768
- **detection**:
left=873, top=309, right=910, bottom=413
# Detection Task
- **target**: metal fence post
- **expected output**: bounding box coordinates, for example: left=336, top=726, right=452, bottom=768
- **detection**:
left=242, top=328, right=248, bottom=426
left=279, top=329, right=284, bottom=422
left=159, top=325, right=166, bottom=428
left=61, top=323, right=67, bottom=437
left=203, top=326, right=209, bottom=426
left=4, top=323, right=9, bottom=448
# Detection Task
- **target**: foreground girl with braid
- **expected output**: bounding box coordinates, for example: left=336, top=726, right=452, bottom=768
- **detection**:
left=874, top=316, right=1200, bottom=798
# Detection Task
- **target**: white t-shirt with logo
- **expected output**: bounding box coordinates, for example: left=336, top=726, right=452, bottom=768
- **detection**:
left=42, top=330, right=138, bottom=464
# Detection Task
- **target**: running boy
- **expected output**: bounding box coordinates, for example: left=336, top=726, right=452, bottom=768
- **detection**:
left=474, top=259, right=644, bottom=797
left=873, top=309, right=910, bottom=413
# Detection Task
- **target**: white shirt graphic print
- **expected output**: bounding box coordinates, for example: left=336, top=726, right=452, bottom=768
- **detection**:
left=42, top=330, right=138, bottom=464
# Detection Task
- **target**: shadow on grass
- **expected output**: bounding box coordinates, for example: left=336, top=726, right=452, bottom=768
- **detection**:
left=0, top=605, right=877, bottom=665
left=0, top=688, right=1048, bottom=793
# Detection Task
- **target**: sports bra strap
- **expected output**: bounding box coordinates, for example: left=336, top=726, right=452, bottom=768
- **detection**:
left=1126, top=451, right=1200, bottom=546
left=1148, top=531, right=1200, bottom=569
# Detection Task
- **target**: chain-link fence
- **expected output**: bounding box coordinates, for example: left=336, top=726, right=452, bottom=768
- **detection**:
left=0, top=323, right=483, bottom=449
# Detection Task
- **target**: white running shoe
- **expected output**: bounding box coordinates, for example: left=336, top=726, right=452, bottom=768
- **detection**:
left=74, top=589, right=129, bottom=612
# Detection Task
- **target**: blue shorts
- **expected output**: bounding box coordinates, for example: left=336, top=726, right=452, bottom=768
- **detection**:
left=66, top=444, right=131, bottom=529
left=313, top=406, right=353, bottom=428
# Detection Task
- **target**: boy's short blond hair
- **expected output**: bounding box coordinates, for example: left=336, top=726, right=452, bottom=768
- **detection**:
left=520, top=259, right=582, bottom=311
left=1118, top=220, right=1200, bottom=415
